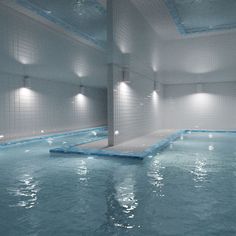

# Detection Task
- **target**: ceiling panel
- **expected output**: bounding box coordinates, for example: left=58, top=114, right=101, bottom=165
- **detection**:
left=16, top=0, right=107, bottom=48
left=164, top=0, right=236, bottom=35
left=0, top=4, right=107, bottom=87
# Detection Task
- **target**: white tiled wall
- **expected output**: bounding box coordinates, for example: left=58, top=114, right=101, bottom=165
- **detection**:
left=108, top=0, right=164, bottom=145
left=163, top=82, right=236, bottom=130
left=0, top=74, right=107, bottom=141
left=0, top=3, right=107, bottom=141
left=0, top=4, right=107, bottom=87
left=112, top=67, right=163, bottom=145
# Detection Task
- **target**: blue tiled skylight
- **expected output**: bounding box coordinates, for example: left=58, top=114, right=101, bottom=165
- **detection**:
left=17, top=0, right=106, bottom=48
left=164, top=0, right=236, bottom=35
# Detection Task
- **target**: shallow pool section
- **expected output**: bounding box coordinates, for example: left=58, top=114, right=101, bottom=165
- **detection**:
left=0, top=131, right=236, bottom=235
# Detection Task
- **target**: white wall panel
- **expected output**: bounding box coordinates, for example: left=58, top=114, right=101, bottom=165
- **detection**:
left=0, top=4, right=107, bottom=87
left=0, top=75, right=107, bottom=141
left=163, top=82, right=236, bottom=130
left=108, top=0, right=164, bottom=145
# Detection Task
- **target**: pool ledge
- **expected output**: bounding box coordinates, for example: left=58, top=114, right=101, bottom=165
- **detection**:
left=0, top=126, right=107, bottom=148
left=50, top=130, right=185, bottom=159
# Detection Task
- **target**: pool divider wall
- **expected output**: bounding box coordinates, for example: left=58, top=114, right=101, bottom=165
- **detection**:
left=49, top=130, right=186, bottom=159
left=49, top=129, right=236, bottom=159
left=0, top=126, right=107, bottom=148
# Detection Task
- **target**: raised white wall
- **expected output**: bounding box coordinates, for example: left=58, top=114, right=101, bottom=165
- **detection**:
left=108, top=0, right=164, bottom=145
left=0, top=3, right=107, bottom=142
left=0, top=74, right=107, bottom=141
left=0, top=3, right=107, bottom=87
left=163, top=82, right=236, bottom=130
left=161, top=31, right=236, bottom=84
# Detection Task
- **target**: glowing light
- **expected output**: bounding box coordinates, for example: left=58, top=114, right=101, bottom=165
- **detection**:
left=208, top=145, right=214, bottom=151
left=114, top=130, right=119, bottom=136
left=12, top=37, right=38, bottom=65
left=17, top=87, right=36, bottom=108
left=182, top=49, right=220, bottom=74
left=47, top=138, right=53, bottom=145
left=208, top=133, right=213, bottom=139
left=191, top=93, right=213, bottom=110
left=75, top=93, right=87, bottom=110
left=92, top=131, right=97, bottom=136
left=0, top=135, right=4, bottom=139
left=19, top=87, right=30, bottom=95
left=76, top=93, right=85, bottom=101
left=41, top=130, right=45, bottom=134
left=119, top=81, right=129, bottom=90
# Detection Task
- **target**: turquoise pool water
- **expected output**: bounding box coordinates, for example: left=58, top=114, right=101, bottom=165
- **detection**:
left=0, top=131, right=236, bottom=235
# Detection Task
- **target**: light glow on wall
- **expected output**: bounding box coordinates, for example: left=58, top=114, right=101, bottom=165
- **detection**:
left=12, top=37, right=39, bottom=65
left=17, top=87, right=37, bottom=108
left=191, top=93, right=212, bottom=108
left=19, top=87, right=32, bottom=97
left=75, top=93, right=87, bottom=110
left=182, top=49, right=220, bottom=75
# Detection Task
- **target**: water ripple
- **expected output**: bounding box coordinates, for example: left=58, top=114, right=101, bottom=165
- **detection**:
left=8, top=174, right=40, bottom=209
left=147, top=158, right=165, bottom=197
left=191, top=158, right=208, bottom=188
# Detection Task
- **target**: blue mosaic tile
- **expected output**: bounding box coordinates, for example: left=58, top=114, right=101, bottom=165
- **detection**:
left=0, top=126, right=107, bottom=148
left=16, top=0, right=106, bottom=48
left=164, top=0, right=236, bottom=35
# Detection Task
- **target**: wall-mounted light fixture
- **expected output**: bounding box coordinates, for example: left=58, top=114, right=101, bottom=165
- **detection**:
left=153, top=80, right=160, bottom=93
left=121, top=53, right=131, bottom=83
left=23, top=75, right=31, bottom=88
left=79, top=84, right=85, bottom=94
left=196, top=83, right=203, bottom=93
left=122, top=67, right=130, bottom=83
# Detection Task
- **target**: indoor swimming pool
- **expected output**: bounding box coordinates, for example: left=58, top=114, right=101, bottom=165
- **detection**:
left=0, top=130, right=236, bottom=235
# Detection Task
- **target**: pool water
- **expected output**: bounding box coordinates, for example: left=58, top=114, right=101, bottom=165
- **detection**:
left=0, top=131, right=236, bottom=235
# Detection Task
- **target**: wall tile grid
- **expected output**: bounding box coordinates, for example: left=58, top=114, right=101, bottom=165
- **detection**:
left=0, top=4, right=107, bottom=87
left=163, top=82, right=236, bottom=130
left=108, top=0, right=164, bottom=145
left=0, top=74, right=107, bottom=141
left=0, top=4, right=107, bottom=141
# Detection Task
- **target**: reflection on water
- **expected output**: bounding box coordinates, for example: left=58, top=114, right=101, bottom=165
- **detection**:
left=77, top=160, right=88, bottom=183
left=191, top=156, right=208, bottom=188
left=115, top=174, right=138, bottom=216
left=147, top=158, right=165, bottom=197
left=104, top=170, right=139, bottom=231
left=114, top=173, right=138, bottom=229
left=8, top=174, right=40, bottom=209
